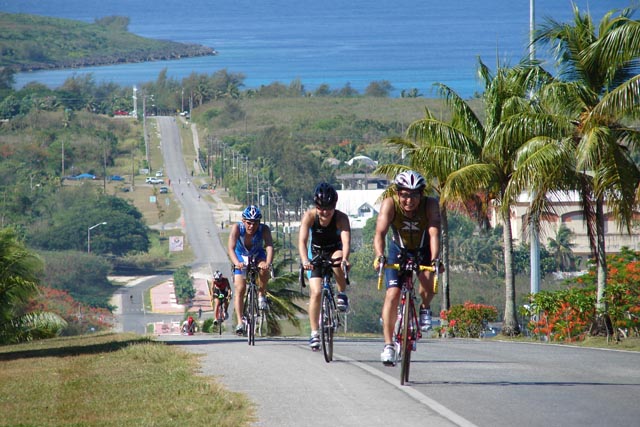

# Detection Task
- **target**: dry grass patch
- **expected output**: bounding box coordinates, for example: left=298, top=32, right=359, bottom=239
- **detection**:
left=0, top=333, right=255, bottom=427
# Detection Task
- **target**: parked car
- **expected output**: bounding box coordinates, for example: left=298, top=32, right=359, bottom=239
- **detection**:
left=73, top=173, right=96, bottom=180
left=199, top=183, right=210, bottom=189
left=108, top=175, right=125, bottom=181
left=159, top=186, right=169, bottom=194
left=145, top=177, right=164, bottom=185
left=155, top=170, right=163, bottom=177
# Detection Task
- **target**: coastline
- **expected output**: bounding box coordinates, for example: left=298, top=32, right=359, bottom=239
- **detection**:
left=11, top=44, right=217, bottom=73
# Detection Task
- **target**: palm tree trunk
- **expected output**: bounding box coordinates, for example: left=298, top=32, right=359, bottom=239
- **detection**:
left=501, top=208, right=520, bottom=335
left=591, top=197, right=614, bottom=336
left=440, top=206, right=450, bottom=311
left=595, top=198, right=607, bottom=313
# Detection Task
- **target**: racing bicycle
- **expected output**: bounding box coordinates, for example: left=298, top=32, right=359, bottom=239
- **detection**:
left=240, top=256, right=270, bottom=345
left=378, top=251, right=438, bottom=385
left=213, top=292, right=230, bottom=335
left=303, top=253, right=349, bottom=363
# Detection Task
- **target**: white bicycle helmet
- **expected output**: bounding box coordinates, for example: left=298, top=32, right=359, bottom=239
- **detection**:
left=394, top=170, right=426, bottom=190
left=213, top=270, right=223, bottom=280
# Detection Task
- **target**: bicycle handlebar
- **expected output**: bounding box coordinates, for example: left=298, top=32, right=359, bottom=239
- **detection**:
left=376, top=262, right=437, bottom=291
left=300, top=255, right=350, bottom=288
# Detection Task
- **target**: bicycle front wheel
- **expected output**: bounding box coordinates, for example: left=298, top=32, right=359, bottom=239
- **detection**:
left=246, top=285, right=257, bottom=346
left=216, top=304, right=224, bottom=335
left=320, top=289, right=334, bottom=363
left=400, top=293, right=412, bottom=385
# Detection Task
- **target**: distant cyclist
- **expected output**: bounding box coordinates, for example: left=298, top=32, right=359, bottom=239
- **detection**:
left=210, top=270, right=231, bottom=326
left=228, top=205, right=274, bottom=336
left=373, top=171, right=441, bottom=365
left=298, top=182, right=351, bottom=350
left=182, top=316, right=196, bottom=335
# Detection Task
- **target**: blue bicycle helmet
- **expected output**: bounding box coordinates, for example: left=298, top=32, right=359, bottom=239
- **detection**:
left=242, top=205, right=262, bottom=221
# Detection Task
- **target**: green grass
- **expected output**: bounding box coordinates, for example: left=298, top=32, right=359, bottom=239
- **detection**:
left=0, top=333, right=255, bottom=426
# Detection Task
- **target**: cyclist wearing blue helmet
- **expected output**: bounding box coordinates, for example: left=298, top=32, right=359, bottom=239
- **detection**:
left=228, top=205, right=274, bottom=335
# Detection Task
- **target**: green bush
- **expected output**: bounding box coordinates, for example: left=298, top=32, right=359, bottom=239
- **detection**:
left=440, top=302, right=498, bottom=338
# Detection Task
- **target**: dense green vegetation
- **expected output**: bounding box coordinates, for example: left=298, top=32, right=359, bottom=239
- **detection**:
left=0, top=13, right=214, bottom=72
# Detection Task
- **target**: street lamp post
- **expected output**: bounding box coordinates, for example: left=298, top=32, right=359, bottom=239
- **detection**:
left=88, top=222, right=107, bottom=253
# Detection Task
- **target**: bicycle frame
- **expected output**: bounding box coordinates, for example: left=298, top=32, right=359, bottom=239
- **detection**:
left=378, top=253, right=437, bottom=385
left=242, top=255, right=261, bottom=346
left=214, top=293, right=226, bottom=335
left=308, top=253, right=346, bottom=363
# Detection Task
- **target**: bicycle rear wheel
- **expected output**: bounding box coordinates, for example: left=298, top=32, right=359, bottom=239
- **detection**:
left=400, top=293, right=412, bottom=385
left=320, top=289, right=334, bottom=362
left=246, top=285, right=257, bottom=346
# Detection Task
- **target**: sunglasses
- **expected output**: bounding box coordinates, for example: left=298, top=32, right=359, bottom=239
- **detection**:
left=316, top=205, right=335, bottom=211
left=398, top=191, right=421, bottom=199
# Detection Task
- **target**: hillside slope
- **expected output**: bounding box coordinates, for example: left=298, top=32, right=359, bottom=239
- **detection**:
left=0, top=13, right=216, bottom=72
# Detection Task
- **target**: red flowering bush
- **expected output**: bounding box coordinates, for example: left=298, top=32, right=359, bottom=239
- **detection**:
left=525, top=248, right=640, bottom=342
left=440, top=302, right=498, bottom=338
left=26, top=287, right=115, bottom=335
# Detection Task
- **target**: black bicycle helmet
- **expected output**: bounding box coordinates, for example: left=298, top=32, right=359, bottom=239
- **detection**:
left=314, top=182, right=338, bottom=208
left=394, top=170, right=426, bottom=190
left=242, top=205, right=262, bottom=220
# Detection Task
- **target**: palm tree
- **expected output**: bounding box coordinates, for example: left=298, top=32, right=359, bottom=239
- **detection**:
left=379, top=59, right=549, bottom=335
left=510, top=6, right=640, bottom=327
left=547, top=225, right=577, bottom=272
left=0, top=227, right=56, bottom=344
left=263, top=256, right=306, bottom=336
left=379, top=81, right=487, bottom=312
left=439, top=60, right=554, bottom=335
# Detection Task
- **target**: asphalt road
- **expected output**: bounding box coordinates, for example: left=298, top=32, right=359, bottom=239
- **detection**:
left=159, top=334, right=640, bottom=427
left=132, top=117, right=640, bottom=427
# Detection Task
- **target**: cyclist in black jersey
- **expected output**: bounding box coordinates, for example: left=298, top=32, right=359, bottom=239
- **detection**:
left=299, top=183, right=351, bottom=350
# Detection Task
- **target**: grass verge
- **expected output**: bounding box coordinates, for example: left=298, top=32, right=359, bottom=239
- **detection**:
left=0, top=333, right=255, bottom=426
left=492, top=335, right=640, bottom=351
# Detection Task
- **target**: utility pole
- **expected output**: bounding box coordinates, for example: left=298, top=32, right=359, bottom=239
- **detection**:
left=529, top=0, right=540, bottom=296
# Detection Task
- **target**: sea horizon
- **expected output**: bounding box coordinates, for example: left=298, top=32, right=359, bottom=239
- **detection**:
left=2, top=0, right=630, bottom=98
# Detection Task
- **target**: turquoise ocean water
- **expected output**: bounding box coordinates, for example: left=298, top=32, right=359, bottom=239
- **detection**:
left=0, top=0, right=631, bottom=98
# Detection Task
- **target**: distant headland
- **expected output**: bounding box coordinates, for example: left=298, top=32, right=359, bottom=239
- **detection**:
left=0, top=12, right=217, bottom=73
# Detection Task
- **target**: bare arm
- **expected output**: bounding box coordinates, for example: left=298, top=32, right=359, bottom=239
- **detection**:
left=426, top=197, right=441, bottom=262
left=262, top=225, right=274, bottom=267
left=227, top=223, right=242, bottom=268
left=374, top=197, right=394, bottom=264
left=298, top=210, right=314, bottom=266
left=336, top=210, right=351, bottom=263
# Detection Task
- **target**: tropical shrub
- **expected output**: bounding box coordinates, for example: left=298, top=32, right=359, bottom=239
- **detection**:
left=26, top=287, right=114, bottom=336
left=523, top=248, right=640, bottom=342
left=440, top=302, right=498, bottom=338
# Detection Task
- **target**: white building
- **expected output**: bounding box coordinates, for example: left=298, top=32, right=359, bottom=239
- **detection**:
left=336, top=189, right=384, bottom=229
left=492, top=191, right=640, bottom=255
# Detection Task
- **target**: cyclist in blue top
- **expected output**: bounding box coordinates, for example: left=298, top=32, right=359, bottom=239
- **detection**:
left=228, top=205, right=274, bottom=336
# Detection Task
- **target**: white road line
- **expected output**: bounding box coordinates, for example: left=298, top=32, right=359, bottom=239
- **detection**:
left=335, top=352, right=479, bottom=427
